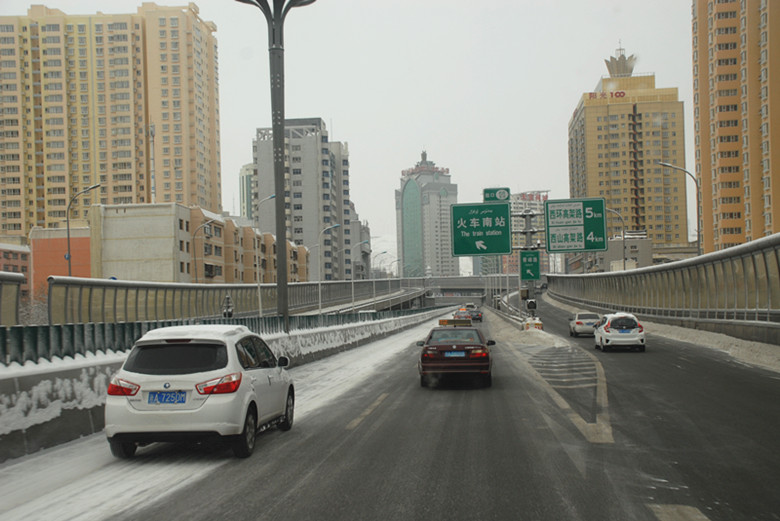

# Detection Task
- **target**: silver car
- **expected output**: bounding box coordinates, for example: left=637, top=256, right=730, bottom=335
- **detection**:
left=568, top=312, right=601, bottom=337
left=105, top=324, right=294, bottom=459
left=594, top=313, right=646, bottom=352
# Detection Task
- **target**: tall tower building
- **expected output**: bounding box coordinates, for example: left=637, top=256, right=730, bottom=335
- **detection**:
left=568, top=47, right=689, bottom=255
left=253, top=118, right=368, bottom=281
left=692, top=0, right=780, bottom=251
left=395, top=151, right=459, bottom=277
left=0, top=3, right=221, bottom=237
left=238, top=163, right=256, bottom=221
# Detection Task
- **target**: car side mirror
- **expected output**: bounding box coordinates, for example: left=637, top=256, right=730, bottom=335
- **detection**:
left=277, top=356, right=290, bottom=368
left=568, top=317, right=574, bottom=321
left=487, top=340, right=495, bottom=346
left=416, top=341, right=425, bottom=346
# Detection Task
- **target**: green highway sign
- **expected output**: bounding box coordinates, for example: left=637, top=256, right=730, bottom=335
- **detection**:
left=451, top=202, right=512, bottom=256
left=520, top=250, right=540, bottom=280
left=544, top=198, right=608, bottom=252
left=483, top=187, right=511, bottom=202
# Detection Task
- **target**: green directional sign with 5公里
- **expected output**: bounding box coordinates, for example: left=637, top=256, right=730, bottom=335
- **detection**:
left=520, top=250, right=540, bottom=280
left=544, top=198, right=607, bottom=252
left=451, top=202, right=512, bottom=256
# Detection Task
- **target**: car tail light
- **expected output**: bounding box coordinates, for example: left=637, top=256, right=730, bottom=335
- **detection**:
left=637, top=324, right=644, bottom=333
left=576, top=321, right=584, bottom=326
left=196, top=372, right=242, bottom=395
left=107, top=377, right=140, bottom=396
left=603, top=325, right=611, bottom=333
left=469, top=348, right=489, bottom=358
left=422, top=349, right=437, bottom=360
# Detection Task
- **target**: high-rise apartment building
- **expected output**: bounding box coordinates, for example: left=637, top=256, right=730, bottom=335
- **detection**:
left=568, top=48, right=689, bottom=255
left=692, top=0, right=779, bottom=251
left=395, top=151, right=459, bottom=277
left=252, top=118, right=369, bottom=281
left=0, top=3, right=221, bottom=237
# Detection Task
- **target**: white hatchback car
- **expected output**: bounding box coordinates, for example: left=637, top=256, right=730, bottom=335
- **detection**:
left=594, top=313, right=646, bottom=352
left=568, top=312, right=601, bottom=337
left=105, top=324, right=294, bottom=459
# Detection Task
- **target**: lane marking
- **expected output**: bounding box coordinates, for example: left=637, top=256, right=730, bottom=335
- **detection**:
left=647, top=504, right=711, bottom=521
left=346, top=393, right=389, bottom=430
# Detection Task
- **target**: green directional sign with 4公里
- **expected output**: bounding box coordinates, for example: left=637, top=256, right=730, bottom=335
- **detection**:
left=451, top=202, right=512, bottom=256
left=544, top=198, right=607, bottom=252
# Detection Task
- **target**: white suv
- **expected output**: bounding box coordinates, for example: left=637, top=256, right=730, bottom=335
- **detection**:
left=594, top=313, right=646, bottom=352
left=105, top=325, right=294, bottom=458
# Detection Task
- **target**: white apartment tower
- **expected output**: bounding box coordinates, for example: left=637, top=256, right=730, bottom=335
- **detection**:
left=252, top=118, right=369, bottom=281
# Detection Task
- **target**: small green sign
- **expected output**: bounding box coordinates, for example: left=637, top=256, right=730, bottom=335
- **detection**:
left=483, top=187, right=511, bottom=202
left=544, top=198, right=608, bottom=252
left=520, top=251, right=540, bottom=280
left=451, top=203, right=512, bottom=256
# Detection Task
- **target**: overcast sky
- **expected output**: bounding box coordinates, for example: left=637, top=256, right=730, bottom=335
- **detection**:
left=2, top=0, right=696, bottom=262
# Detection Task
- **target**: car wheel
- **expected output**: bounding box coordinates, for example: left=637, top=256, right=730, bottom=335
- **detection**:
left=420, top=374, right=428, bottom=388
left=108, top=438, right=137, bottom=459
left=483, top=373, right=492, bottom=388
left=638, top=345, right=646, bottom=353
left=232, top=408, right=257, bottom=458
left=595, top=337, right=600, bottom=350
left=278, top=390, right=294, bottom=431
left=601, top=339, right=610, bottom=352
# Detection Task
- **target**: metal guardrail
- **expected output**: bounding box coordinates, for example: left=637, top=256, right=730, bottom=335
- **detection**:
left=0, top=307, right=443, bottom=367
left=46, top=276, right=424, bottom=325
left=0, top=272, right=24, bottom=327
left=547, top=233, right=780, bottom=345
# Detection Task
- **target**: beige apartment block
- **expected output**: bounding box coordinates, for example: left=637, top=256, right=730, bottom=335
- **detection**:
left=0, top=3, right=221, bottom=238
left=85, top=203, right=303, bottom=284
left=569, top=48, right=689, bottom=253
left=692, top=0, right=779, bottom=252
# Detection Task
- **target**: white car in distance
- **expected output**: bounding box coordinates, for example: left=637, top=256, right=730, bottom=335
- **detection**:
left=568, top=312, right=601, bottom=337
left=105, top=324, right=294, bottom=459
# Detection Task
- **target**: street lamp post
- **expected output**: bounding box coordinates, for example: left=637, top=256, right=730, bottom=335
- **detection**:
left=193, top=218, right=215, bottom=284
left=318, top=223, right=340, bottom=314
left=658, top=161, right=702, bottom=256
left=254, top=194, right=275, bottom=317
left=66, top=183, right=100, bottom=276
left=606, top=208, right=626, bottom=271
left=236, top=0, right=318, bottom=332
left=371, top=251, right=388, bottom=300
left=351, top=239, right=370, bottom=311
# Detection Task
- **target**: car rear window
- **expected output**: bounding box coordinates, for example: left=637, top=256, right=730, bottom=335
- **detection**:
left=610, top=317, right=638, bottom=329
left=579, top=313, right=599, bottom=320
left=429, top=329, right=480, bottom=343
left=123, top=343, right=228, bottom=374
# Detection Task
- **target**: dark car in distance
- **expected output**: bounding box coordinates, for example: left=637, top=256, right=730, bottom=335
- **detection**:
left=418, top=319, right=495, bottom=388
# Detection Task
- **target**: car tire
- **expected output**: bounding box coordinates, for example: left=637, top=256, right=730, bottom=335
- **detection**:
left=483, top=373, right=492, bottom=388
left=278, top=390, right=294, bottom=431
left=108, top=438, right=137, bottom=459
left=420, top=375, right=428, bottom=388
left=638, top=345, right=646, bottom=353
left=232, top=408, right=257, bottom=458
left=601, top=340, right=610, bottom=352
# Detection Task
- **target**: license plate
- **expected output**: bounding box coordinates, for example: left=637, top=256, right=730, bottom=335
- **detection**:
left=444, top=351, right=466, bottom=358
left=618, top=329, right=631, bottom=334
left=148, top=391, right=187, bottom=404
left=586, top=322, right=595, bottom=326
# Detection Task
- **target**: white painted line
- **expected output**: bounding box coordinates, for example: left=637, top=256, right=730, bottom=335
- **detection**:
left=647, top=504, right=711, bottom=521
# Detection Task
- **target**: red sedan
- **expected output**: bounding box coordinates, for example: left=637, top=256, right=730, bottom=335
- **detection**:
left=417, top=319, right=495, bottom=388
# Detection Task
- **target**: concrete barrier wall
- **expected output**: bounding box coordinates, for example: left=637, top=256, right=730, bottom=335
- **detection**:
left=0, top=309, right=445, bottom=463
